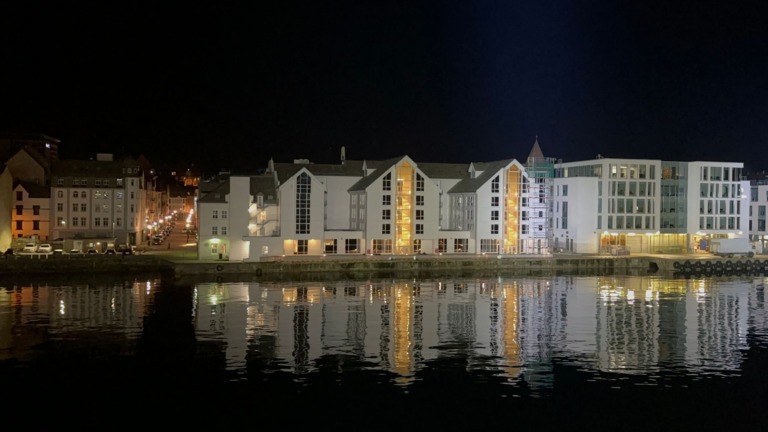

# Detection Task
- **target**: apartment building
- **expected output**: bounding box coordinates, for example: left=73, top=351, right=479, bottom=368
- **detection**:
left=50, top=154, right=147, bottom=250
left=553, top=158, right=749, bottom=254
left=12, top=182, right=50, bottom=241
left=197, top=149, right=537, bottom=261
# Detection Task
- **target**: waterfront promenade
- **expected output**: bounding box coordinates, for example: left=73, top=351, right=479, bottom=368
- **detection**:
left=0, top=226, right=762, bottom=283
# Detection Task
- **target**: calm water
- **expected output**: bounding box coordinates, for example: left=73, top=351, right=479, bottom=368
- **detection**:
left=2, top=274, right=768, bottom=429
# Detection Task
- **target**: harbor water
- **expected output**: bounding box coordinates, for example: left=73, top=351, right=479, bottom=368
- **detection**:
left=2, top=274, right=768, bottom=429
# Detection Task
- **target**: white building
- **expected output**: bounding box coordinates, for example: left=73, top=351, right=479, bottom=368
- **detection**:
left=197, top=147, right=540, bottom=261
left=553, top=158, right=749, bottom=254
left=749, top=178, right=768, bottom=253
left=196, top=142, right=751, bottom=261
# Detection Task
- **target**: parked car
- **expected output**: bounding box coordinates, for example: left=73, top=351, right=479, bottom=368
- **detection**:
left=52, top=249, right=64, bottom=255
left=104, top=248, right=117, bottom=255
left=22, top=243, right=38, bottom=253
left=37, top=244, right=53, bottom=253
left=69, top=249, right=82, bottom=254
left=86, top=249, right=98, bottom=254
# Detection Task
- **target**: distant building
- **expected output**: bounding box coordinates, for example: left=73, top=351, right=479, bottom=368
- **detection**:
left=50, top=155, right=148, bottom=250
left=12, top=181, right=51, bottom=242
left=0, top=164, right=14, bottom=251
left=0, top=133, right=59, bottom=164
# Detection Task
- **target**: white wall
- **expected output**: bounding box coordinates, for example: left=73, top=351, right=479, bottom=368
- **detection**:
left=554, top=177, right=599, bottom=254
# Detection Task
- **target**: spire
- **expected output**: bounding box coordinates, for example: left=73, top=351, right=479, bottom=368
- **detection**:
left=527, top=136, right=544, bottom=161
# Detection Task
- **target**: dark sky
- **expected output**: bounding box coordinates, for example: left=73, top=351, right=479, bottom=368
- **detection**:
left=2, top=1, right=767, bottom=174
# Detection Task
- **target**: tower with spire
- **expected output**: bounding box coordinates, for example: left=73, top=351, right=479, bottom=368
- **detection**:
left=521, top=136, right=556, bottom=254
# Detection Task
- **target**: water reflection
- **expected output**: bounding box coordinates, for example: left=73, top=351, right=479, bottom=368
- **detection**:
left=3, top=275, right=768, bottom=391
left=182, top=276, right=766, bottom=389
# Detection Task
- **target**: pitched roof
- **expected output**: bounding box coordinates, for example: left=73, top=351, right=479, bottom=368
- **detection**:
left=16, top=181, right=50, bottom=198
left=527, top=137, right=545, bottom=161
left=20, top=146, right=50, bottom=170
left=51, top=158, right=141, bottom=177
left=417, top=162, right=471, bottom=179
left=449, top=159, right=516, bottom=193
left=271, top=160, right=366, bottom=185
left=197, top=181, right=230, bottom=203
left=250, top=175, right=278, bottom=204
left=348, top=156, right=403, bottom=192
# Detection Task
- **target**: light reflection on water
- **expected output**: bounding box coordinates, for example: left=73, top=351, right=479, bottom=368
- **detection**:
left=2, top=274, right=768, bottom=427
left=188, top=276, right=761, bottom=385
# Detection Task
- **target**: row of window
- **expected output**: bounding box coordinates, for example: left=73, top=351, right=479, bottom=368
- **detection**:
left=382, top=173, right=426, bottom=192
left=14, top=220, right=42, bottom=230
left=210, top=226, right=228, bottom=235
left=381, top=209, right=425, bottom=220
left=293, top=237, right=480, bottom=255
left=16, top=217, right=126, bottom=229
left=55, top=190, right=132, bottom=199
left=15, top=205, right=40, bottom=215
left=56, top=178, right=134, bottom=187
left=381, top=224, right=425, bottom=234
left=381, top=195, right=425, bottom=206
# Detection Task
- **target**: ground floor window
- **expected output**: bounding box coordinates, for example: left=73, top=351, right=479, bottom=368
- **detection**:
left=438, top=238, right=447, bottom=253
left=413, top=239, right=421, bottom=254
left=324, top=239, right=337, bottom=254
left=480, top=239, right=499, bottom=253
left=372, top=239, right=392, bottom=254
left=454, top=238, right=468, bottom=253
left=345, top=239, right=359, bottom=253
left=297, top=239, right=308, bottom=255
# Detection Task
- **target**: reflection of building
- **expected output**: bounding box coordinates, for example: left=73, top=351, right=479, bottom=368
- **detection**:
left=0, top=281, right=154, bottom=362
left=3, top=276, right=762, bottom=390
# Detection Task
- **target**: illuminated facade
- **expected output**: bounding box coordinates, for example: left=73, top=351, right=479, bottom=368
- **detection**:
left=50, top=155, right=147, bottom=251
left=554, top=158, right=750, bottom=254
left=197, top=151, right=538, bottom=260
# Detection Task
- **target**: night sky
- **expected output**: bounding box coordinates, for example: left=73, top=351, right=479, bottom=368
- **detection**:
left=2, top=1, right=767, bottom=174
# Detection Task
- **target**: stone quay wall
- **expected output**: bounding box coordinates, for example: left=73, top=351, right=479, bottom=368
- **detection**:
left=0, top=253, right=707, bottom=284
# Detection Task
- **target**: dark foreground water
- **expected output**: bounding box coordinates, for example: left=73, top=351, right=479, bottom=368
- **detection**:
left=2, top=274, right=768, bottom=430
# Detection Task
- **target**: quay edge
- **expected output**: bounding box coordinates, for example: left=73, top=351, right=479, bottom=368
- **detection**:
left=3, top=255, right=766, bottom=284
left=170, top=255, right=661, bottom=283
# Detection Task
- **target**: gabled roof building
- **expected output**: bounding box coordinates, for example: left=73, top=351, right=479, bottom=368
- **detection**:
left=196, top=142, right=751, bottom=261
left=197, top=146, right=536, bottom=261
